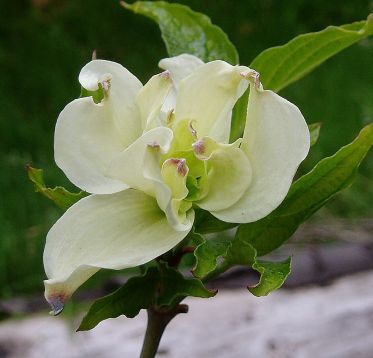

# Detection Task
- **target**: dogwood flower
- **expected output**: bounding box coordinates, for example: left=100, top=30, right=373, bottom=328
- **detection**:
left=44, top=54, right=310, bottom=314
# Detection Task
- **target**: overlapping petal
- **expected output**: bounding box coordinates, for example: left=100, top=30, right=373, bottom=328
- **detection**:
left=136, top=71, right=173, bottom=131
left=159, top=54, right=204, bottom=89
left=79, top=60, right=143, bottom=146
left=174, top=61, right=249, bottom=143
left=143, top=148, right=194, bottom=231
left=44, top=189, right=193, bottom=314
left=55, top=60, right=143, bottom=194
left=107, top=127, right=173, bottom=197
left=46, top=55, right=311, bottom=314
left=211, top=83, right=310, bottom=223
left=54, top=97, right=130, bottom=194
left=193, top=137, right=252, bottom=212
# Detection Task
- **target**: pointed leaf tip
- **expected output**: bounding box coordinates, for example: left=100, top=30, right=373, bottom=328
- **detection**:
left=27, top=166, right=86, bottom=210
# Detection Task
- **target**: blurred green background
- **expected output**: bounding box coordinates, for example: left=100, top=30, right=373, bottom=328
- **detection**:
left=0, top=0, right=372, bottom=299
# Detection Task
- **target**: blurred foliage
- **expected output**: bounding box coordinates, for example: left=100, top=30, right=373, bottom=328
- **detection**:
left=0, top=0, right=372, bottom=298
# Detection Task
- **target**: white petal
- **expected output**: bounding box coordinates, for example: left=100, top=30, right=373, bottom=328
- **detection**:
left=107, top=127, right=173, bottom=196
left=54, top=97, right=130, bottom=194
left=79, top=60, right=143, bottom=147
left=136, top=71, right=173, bottom=131
left=174, top=61, right=249, bottom=143
left=211, top=85, right=310, bottom=223
left=44, top=190, right=194, bottom=313
left=159, top=54, right=204, bottom=89
left=55, top=60, right=143, bottom=194
left=142, top=149, right=194, bottom=232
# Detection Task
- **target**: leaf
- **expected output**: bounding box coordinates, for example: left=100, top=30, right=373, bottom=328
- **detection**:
left=192, top=232, right=232, bottom=278
left=230, top=89, right=249, bottom=143
left=194, top=234, right=290, bottom=296
left=225, top=236, right=256, bottom=266
left=78, top=265, right=215, bottom=331
left=157, top=264, right=216, bottom=307
left=123, top=1, right=238, bottom=64
left=225, top=238, right=291, bottom=297
left=250, top=15, right=373, bottom=92
left=236, top=123, right=373, bottom=256
left=194, top=210, right=238, bottom=234
left=309, top=122, right=322, bottom=146
left=78, top=267, right=159, bottom=331
left=80, top=83, right=105, bottom=104
left=249, top=258, right=292, bottom=297
left=27, top=166, right=86, bottom=210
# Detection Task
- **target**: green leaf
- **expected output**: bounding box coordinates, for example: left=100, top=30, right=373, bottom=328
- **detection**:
left=27, top=166, right=86, bottom=210
left=225, top=236, right=256, bottom=266
left=194, top=234, right=290, bottom=296
left=250, top=15, right=373, bottom=92
left=249, top=258, right=292, bottom=297
left=123, top=1, right=238, bottom=64
left=78, top=267, right=159, bottom=331
left=194, top=210, right=238, bottom=234
left=192, top=232, right=232, bottom=278
left=78, top=265, right=215, bottom=331
left=80, top=83, right=105, bottom=104
left=236, top=123, right=373, bottom=256
left=230, top=89, right=249, bottom=143
left=309, top=122, right=322, bottom=146
left=157, top=264, right=216, bottom=307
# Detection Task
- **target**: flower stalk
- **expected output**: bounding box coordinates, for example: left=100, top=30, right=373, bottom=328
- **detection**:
left=140, top=305, right=188, bottom=358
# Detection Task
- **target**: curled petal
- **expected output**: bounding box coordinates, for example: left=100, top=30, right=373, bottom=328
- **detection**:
left=143, top=148, right=194, bottom=232
left=55, top=60, right=143, bottom=194
left=44, top=190, right=193, bottom=313
left=193, top=137, right=252, bottom=212
left=136, top=71, right=173, bottom=131
left=159, top=54, right=204, bottom=89
left=107, top=127, right=173, bottom=197
left=79, top=60, right=143, bottom=147
left=211, top=84, right=310, bottom=223
left=174, top=61, right=249, bottom=143
left=161, top=158, right=189, bottom=200
left=54, top=97, right=130, bottom=194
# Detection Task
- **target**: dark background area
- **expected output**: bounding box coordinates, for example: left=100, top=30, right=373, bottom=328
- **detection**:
left=0, top=0, right=372, bottom=298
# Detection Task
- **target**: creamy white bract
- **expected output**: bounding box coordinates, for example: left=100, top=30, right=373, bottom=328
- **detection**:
left=44, top=54, right=310, bottom=313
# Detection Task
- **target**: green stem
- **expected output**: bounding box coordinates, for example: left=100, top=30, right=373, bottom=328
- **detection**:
left=139, top=305, right=188, bottom=358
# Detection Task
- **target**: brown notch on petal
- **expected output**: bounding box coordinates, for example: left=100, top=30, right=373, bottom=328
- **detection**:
left=192, top=139, right=205, bottom=155
left=47, top=293, right=69, bottom=316
left=160, top=70, right=171, bottom=79
left=167, top=109, right=175, bottom=126
left=189, top=120, right=198, bottom=138
left=148, top=141, right=161, bottom=151
left=102, top=78, right=111, bottom=92
left=240, top=69, right=261, bottom=89
left=169, top=158, right=188, bottom=177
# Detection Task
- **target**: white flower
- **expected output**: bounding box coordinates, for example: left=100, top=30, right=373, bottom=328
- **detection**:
left=44, top=54, right=310, bottom=314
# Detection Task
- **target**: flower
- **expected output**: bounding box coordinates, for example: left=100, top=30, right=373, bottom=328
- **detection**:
left=44, top=54, right=310, bottom=314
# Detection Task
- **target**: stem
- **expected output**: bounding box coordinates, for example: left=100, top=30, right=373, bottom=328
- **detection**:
left=139, top=305, right=188, bottom=358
